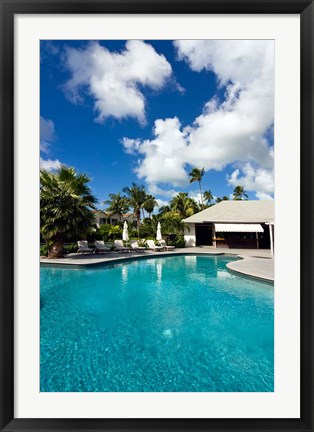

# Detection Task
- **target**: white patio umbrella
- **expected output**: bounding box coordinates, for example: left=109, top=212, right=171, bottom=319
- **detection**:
left=122, top=221, right=129, bottom=243
left=156, top=222, right=162, bottom=242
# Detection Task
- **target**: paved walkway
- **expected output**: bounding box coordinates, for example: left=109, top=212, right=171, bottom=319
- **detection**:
left=226, top=256, right=274, bottom=282
left=41, top=246, right=274, bottom=282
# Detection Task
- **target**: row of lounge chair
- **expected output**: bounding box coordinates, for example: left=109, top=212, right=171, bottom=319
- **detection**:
left=77, top=239, right=175, bottom=255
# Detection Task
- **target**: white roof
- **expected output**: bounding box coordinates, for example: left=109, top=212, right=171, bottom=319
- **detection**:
left=215, top=223, right=264, bottom=233
left=183, top=200, right=274, bottom=224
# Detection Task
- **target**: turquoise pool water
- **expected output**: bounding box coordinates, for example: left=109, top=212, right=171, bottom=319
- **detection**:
left=40, top=255, right=274, bottom=392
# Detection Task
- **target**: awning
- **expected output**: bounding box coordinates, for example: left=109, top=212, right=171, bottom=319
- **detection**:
left=214, top=223, right=264, bottom=233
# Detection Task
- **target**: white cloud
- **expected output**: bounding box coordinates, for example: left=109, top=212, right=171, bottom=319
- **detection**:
left=123, top=40, right=274, bottom=198
left=148, top=183, right=179, bottom=199
left=63, top=40, right=172, bottom=124
left=40, top=116, right=55, bottom=153
left=40, top=157, right=62, bottom=171
left=174, top=40, right=273, bottom=88
left=189, top=191, right=203, bottom=205
left=156, top=198, right=169, bottom=208
left=42, top=41, right=60, bottom=56
left=227, top=163, right=274, bottom=199
left=40, top=117, right=63, bottom=171
left=255, top=192, right=274, bottom=200
left=122, top=138, right=142, bottom=155
left=122, top=117, right=189, bottom=187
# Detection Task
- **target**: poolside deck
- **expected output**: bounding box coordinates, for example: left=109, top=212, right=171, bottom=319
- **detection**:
left=41, top=246, right=274, bottom=282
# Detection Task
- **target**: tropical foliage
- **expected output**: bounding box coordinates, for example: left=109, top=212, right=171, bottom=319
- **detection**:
left=104, top=193, right=129, bottom=221
left=140, top=215, right=162, bottom=238
left=138, top=214, right=186, bottom=248
left=158, top=205, right=171, bottom=216
left=40, top=163, right=250, bottom=256
left=97, top=224, right=123, bottom=241
left=123, top=183, right=147, bottom=236
left=203, top=190, right=214, bottom=206
left=232, top=185, right=248, bottom=200
left=40, top=166, right=97, bottom=258
left=216, top=196, right=230, bottom=203
left=168, top=192, right=199, bottom=219
left=143, top=194, right=158, bottom=218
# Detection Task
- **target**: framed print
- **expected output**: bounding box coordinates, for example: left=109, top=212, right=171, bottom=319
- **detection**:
left=0, top=0, right=313, bottom=431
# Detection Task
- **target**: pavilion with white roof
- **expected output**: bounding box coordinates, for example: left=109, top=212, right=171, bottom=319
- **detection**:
left=183, top=200, right=274, bottom=254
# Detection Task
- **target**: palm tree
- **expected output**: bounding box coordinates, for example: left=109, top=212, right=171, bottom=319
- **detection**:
left=189, top=167, right=205, bottom=208
left=123, top=183, right=147, bottom=236
left=158, top=204, right=171, bottom=217
left=161, top=215, right=187, bottom=236
left=103, top=193, right=129, bottom=222
left=203, top=190, right=214, bottom=206
left=141, top=214, right=161, bottom=237
left=40, top=166, right=97, bottom=258
left=169, top=192, right=199, bottom=219
left=143, top=194, right=158, bottom=218
left=216, top=196, right=230, bottom=203
left=233, top=185, right=248, bottom=200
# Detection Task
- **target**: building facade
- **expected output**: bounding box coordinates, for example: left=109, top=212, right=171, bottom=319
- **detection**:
left=183, top=200, right=274, bottom=253
left=93, top=210, right=136, bottom=227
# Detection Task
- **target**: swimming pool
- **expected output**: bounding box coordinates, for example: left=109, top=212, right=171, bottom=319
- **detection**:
left=40, top=255, right=274, bottom=392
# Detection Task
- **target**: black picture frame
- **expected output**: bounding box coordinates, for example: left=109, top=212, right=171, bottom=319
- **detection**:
left=0, top=1, right=313, bottom=431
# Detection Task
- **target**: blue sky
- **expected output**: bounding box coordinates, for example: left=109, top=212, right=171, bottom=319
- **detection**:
left=40, top=40, right=274, bottom=209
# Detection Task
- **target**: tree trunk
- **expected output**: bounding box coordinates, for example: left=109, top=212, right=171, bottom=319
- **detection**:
left=136, top=209, right=141, bottom=238
left=199, top=181, right=204, bottom=208
left=48, top=239, right=64, bottom=258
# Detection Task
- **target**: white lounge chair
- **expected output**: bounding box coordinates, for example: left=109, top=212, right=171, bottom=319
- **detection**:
left=146, top=240, right=164, bottom=252
left=130, top=240, right=146, bottom=252
left=159, top=239, right=175, bottom=251
left=77, top=240, right=94, bottom=254
left=114, top=239, right=131, bottom=252
left=94, top=241, right=111, bottom=254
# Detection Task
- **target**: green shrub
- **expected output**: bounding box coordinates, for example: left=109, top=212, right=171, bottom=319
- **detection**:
left=96, top=224, right=111, bottom=241
left=175, top=236, right=185, bottom=248
left=130, top=228, right=139, bottom=238
left=40, top=244, right=49, bottom=256
left=63, top=243, right=78, bottom=254
left=139, top=225, right=154, bottom=238
left=96, top=224, right=123, bottom=241
left=108, top=225, right=123, bottom=240
left=86, top=229, right=100, bottom=242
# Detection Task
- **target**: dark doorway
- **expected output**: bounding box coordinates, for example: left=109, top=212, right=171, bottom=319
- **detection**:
left=258, top=224, right=271, bottom=249
left=195, top=224, right=213, bottom=246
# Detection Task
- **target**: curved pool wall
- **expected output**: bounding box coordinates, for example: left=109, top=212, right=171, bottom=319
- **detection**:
left=40, top=254, right=274, bottom=392
left=40, top=251, right=227, bottom=269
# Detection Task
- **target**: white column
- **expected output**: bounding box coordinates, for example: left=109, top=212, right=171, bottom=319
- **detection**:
left=212, top=224, right=216, bottom=248
left=269, top=224, right=274, bottom=256
left=184, top=224, right=196, bottom=247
